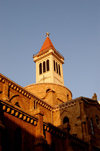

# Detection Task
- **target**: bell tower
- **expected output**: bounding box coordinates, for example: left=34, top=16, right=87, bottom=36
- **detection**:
left=33, top=33, right=64, bottom=86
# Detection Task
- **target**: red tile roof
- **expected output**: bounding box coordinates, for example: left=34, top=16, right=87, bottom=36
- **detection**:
left=40, top=36, right=55, bottom=52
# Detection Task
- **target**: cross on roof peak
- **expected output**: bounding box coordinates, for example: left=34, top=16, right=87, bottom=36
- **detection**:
left=46, top=32, right=50, bottom=37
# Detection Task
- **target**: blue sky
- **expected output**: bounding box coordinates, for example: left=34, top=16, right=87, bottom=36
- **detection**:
left=0, top=0, right=100, bottom=100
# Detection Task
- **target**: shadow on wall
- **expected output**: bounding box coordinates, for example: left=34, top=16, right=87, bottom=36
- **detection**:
left=0, top=108, right=48, bottom=151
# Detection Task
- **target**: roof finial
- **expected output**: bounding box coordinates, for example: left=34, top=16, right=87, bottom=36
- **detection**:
left=46, top=32, right=50, bottom=37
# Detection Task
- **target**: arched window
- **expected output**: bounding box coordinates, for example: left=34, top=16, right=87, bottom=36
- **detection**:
left=53, top=61, right=61, bottom=75
left=39, top=63, right=42, bottom=74
left=47, top=60, right=49, bottom=71
left=90, top=118, right=94, bottom=135
left=63, top=117, right=69, bottom=124
left=43, top=61, right=46, bottom=72
left=54, top=60, right=55, bottom=71
left=46, top=88, right=51, bottom=93
left=56, top=62, right=58, bottom=73
left=34, top=100, right=37, bottom=109
left=58, top=64, right=61, bottom=75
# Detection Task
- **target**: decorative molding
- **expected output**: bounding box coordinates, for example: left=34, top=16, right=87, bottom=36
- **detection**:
left=8, top=82, right=31, bottom=99
left=0, top=100, right=38, bottom=126
left=0, top=77, right=5, bottom=83
left=43, top=123, right=66, bottom=138
left=0, top=74, right=53, bottom=111
left=53, top=101, right=76, bottom=112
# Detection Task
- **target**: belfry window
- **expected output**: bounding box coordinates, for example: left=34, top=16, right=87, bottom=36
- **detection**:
left=58, top=64, right=61, bottom=75
left=39, top=63, right=42, bottom=74
left=56, top=62, right=58, bottom=73
left=54, top=60, right=55, bottom=71
left=43, top=61, right=46, bottom=72
left=39, top=60, right=50, bottom=75
left=54, top=60, right=61, bottom=76
left=47, top=60, right=49, bottom=71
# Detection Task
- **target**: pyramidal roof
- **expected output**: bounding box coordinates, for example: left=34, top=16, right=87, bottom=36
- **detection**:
left=33, top=33, right=64, bottom=61
left=40, top=34, right=55, bottom=52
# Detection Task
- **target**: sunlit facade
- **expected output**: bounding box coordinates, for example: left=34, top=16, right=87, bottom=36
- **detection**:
left=0, top=34, right=100, bottom=151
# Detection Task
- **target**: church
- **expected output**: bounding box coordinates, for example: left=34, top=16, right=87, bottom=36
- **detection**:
left=0, top=33, right=100, bottom=151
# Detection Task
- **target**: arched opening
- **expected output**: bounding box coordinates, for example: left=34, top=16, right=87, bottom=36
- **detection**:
left=63, top=116, right=69, bottom=124
left=34, top=100, right=37, bottom=109
left=43, top=61, right=46, bottom=72
left=56, top=62, right=58, bottom=73
left=58, top=64, right=61, bottom=75
left=47, top=60, right=49, bottom=71
left=90, top=118, right=94, bottom=135
left=39, top=63, right=42, bottom=74
left=53, top=60, right=55, bottom=71
left=46, top=88, right=51, bottom=93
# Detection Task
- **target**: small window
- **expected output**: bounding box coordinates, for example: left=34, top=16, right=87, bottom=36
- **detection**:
left=56, top=62, right=58, bottom=73
left=90, top=118, right=94, bottom=135
left=39, top=63, right=42, bottom=74
left=63, top=117, right=69, bottom=124
left=54, top=60, right=55, bottom=71
left=46, top=89, right=51, bottom=93
left=96, top=115, right=99, bottom=125
left=43, top=128, right=46, bottom=138
left=47, top=60, right=49, bottom=71
left=34, top=100, right=37, bottom=109
left=54, top=61, right=61, bottom=76
left=43, top=61, right=46, bottom=73
left=58, top=64, right=61, bottom=75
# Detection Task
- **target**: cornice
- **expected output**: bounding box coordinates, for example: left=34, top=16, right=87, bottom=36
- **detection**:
left=0, top=99, right=38, bottom=126
left=33, top=48, right=64, bottom=60
left=0, top=73, right=32, bottom=99
left=53, top=100, right=76, bottom=112
left=53, top=96, right=100, bottom=112
left=43, top=122, right=66, bottom=138
left=0, top=73, right=53, bottom=111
